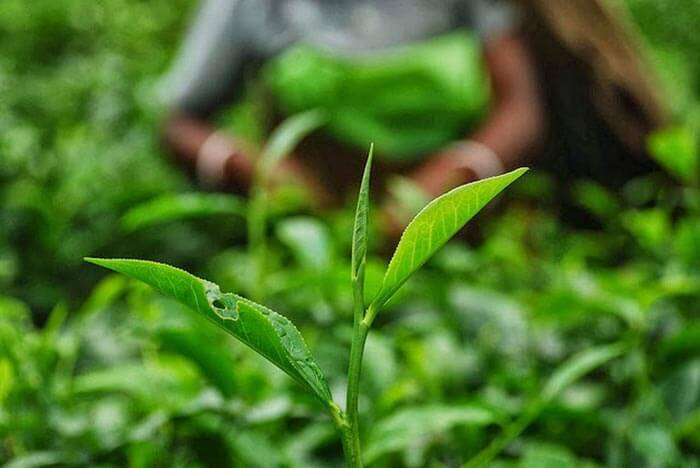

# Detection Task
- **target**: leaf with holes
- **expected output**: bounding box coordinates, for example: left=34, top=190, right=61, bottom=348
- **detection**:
left=84, top=258, right=333, bottom=404
left=372, top=168, right=527, bottom=309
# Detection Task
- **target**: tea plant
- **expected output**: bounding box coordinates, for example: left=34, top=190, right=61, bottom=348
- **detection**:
left=3, top=0, right=700, bottom=465
left=86, top=145, right=527, bottom=466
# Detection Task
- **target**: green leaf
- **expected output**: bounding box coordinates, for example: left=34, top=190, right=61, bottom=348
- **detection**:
left=572, top=180, right=621, bottom=220
left=364, top=404, right=500, bottom=464
left=621, top=208, right=672, bottom=253
left=158, top=327, right=239, bottom=398
left=4, top=451, right=69, bottom=468
left=541, top=343, right=627, bottom=402
left=0, top=358, right=13, bottom=402
left=258, top=109, right=326, bottom=175
left=519, top=443, right=580, bottom=468
left=72, top=361, right=199, bottom=405
left=76, top=274, right=127, bottom=317
left=121, top=193, right=246, bottom=231
left=227, top=430, right=285, bottom=468
left=84, top=258, right=333, bottom=404
left=648, top=125, right=698, bottom=185
left=465, top=342, right=627, bottom=468
left=630, top=424, right=680, bottom=467
left=351, top=145, right=373, bottom=281
left=372, top=168, right=527, bottom=308
left=276, top=217, right=332, bottom=271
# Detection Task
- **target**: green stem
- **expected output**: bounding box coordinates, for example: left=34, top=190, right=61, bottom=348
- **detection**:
left=330, top=403, right=355, bottom=464
left=248, top=181, right=267, bottom=302
left=343, top=281, right=374, bottom=467
left=464, top=403, right=541, bottom=468
left=346, top=323, right=370, bottom=466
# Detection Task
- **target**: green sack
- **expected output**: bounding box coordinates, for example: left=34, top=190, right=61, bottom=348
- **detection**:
left=264, top=31, right=490, bottom=162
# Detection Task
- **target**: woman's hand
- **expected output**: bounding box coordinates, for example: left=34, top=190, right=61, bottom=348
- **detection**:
left=380, top=142, right=492, bottom=239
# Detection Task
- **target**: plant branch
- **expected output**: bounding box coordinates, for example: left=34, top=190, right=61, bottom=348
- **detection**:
left=464, top=403, right=540, bottom=468
left=343, top=274, right=373, bottom=467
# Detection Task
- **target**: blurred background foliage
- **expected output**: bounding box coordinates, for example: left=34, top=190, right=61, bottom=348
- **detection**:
left=1, top=0, right=699, bottom=467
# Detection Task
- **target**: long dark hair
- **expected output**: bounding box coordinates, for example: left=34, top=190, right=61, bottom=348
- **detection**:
left=516, top=0, right=668, bottom=186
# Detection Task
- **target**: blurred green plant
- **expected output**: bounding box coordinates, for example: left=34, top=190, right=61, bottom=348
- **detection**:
left=2, top=1, right=700, bottom=466
left=86, top=143, right=527, bottom=466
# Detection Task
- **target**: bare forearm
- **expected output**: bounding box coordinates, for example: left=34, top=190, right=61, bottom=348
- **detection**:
left=470, top=98, right=544, bottom=170
left=410, top=34, right=545, bottom=196
left=470, top=34, right=545, bottom=170
left=162, top=113, right=331, bottom=205
left=162, top=113, right=254, bottom=189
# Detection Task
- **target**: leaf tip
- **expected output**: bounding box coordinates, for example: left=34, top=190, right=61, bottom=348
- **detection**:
left=364, top=143, right=374, bottom=173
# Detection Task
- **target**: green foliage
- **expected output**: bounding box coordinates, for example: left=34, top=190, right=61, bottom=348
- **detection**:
left=256, top=109, right=326, bottom=176
left=121, top=193, right=246, bottom=232
left=540, top=343, right=627, bottom=402
left=85, top=258, right=332, bottom=404
left=373, top=168, right=527, bottom=309
left=351, top=145, right=373, bottom=283
left=248, top=109, right=326, bottom=301
left=364, top=405, right=500, bottom=464
left=647, top=126, right=699, bottom=185
left=2, top=1, right=700, bottom=467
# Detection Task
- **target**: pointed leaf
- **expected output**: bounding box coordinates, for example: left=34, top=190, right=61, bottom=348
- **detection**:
left=351, top=145, right=373, bottom=281
left=541, top=342, right=627, bottom=402
left=373, top=168, right=527, bottom=308
left=365, top=404, right=500, bottom=464
left=158, top=327, right=239, bottom=398
left=121, top=193, right=245, bottom=231
left=276, top=217, right=332, bottom=271
left=259, top=109, right=326, bottom=175
left=85, top=258, right=333, bottom=404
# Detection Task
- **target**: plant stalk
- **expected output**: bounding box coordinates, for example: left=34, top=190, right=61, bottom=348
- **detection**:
left=464, top=403, right=541, bottom=468
left=248, top=179, right=267, bottom=302
left=343, top=277, right=373, bottom=467
left=329, top=403, right=355, bottom=465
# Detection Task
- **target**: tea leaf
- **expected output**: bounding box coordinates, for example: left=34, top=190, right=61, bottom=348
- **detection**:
left=465, top=342, right=627, bottom=468
left=84, top=258, right=333, bottom=404
left=276, top=217, right=332, bottom=271
left=351, top=145, right=373, bottom=282
left=373, top=168, right=527, bottom=308
left=259, top=109, right=326, bottom=175
left=158, top=327, right=239, bottom=398
left=648, top=125, right=698, bottom=185
left=520, top=443, right=580, bottom=468
left=121, top=193, right=246, bottom=231
left=364, top=404, right=500, bottom=463
left=541, top=342, right=627, bottom=402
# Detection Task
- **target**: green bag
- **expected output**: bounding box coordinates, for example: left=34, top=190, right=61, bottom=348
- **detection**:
left=264, top=31, right=490, bottom=162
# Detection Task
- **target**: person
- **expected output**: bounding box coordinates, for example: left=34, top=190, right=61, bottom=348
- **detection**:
left=520, top=0, right=667, bottom=189
left=162, top=0, right=545, bottom=232
left=161, top=0, right=665, bottom=232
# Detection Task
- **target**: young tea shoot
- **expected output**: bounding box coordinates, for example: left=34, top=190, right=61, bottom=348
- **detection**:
left=87, top=145, right=529, bottom=466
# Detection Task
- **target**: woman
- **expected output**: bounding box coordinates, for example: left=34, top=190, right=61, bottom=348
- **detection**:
left=162, top=0, right=545, bottom=230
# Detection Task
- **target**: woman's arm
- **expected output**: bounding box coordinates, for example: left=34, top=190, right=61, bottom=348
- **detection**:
left=161, top=0, right=260, bottom=190
left=162, top=113, right=255, bottom=190
left=163, top=114, right=330, bottom=203
left=409, top=33, right=546, bottom=196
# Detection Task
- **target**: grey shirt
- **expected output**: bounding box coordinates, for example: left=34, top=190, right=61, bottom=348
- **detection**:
left=167, top=0, right=519, bottom=116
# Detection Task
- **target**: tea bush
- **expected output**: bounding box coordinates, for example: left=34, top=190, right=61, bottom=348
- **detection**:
left=1, top=1, right=699, bottom=467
